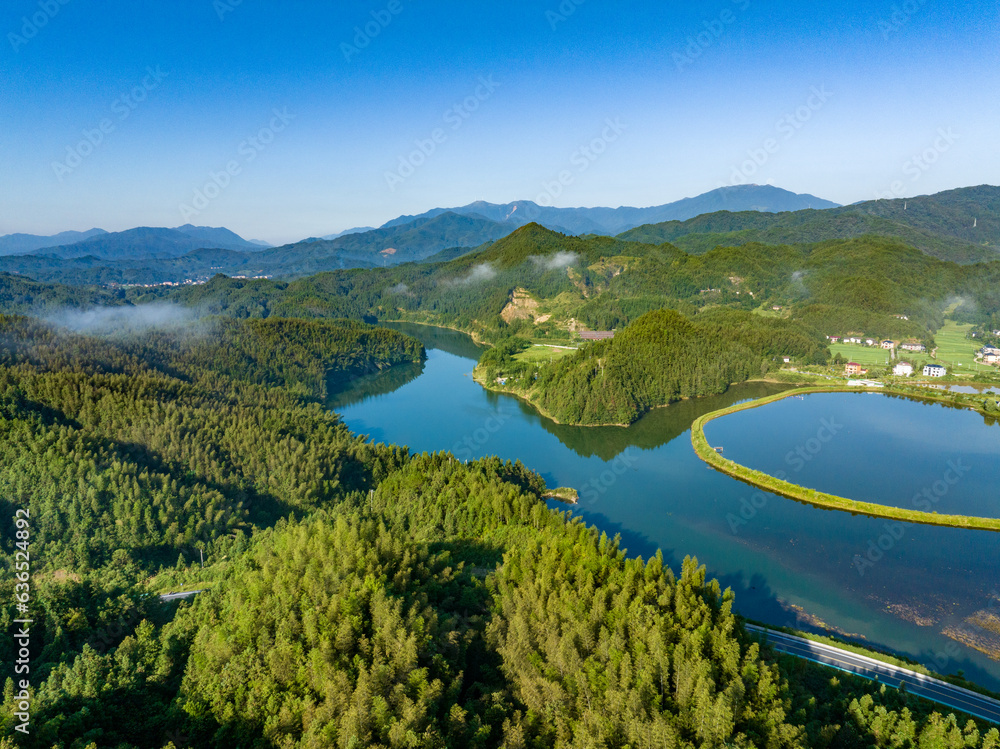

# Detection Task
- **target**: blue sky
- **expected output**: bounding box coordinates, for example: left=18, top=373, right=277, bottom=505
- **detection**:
left=1, top=0, right=998, bottom=243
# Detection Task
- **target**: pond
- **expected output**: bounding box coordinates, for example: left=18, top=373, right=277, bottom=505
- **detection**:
left=704, top=391, right=1000, bottom=518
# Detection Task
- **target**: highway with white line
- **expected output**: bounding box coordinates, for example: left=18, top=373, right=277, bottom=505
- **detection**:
left=746, top=624, right=1000, bottom=724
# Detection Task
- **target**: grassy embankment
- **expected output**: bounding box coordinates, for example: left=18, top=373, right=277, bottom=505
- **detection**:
left=691, top=387, right=1000, bottom=531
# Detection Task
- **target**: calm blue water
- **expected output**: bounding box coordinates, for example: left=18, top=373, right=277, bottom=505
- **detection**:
left=331, top=324, right=1000, bottom=690
left=705, top=392, right=1000, bottom=518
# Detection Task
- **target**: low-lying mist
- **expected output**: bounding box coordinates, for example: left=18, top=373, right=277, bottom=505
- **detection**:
left=43, top=303, right=207, bottom=337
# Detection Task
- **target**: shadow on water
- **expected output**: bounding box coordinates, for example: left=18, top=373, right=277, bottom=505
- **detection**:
left=567, top=506, right=802, bottom=625
left=535, top=381, right=792, bottom=461
left=369, top=321, right=792, bottom=462
left=567, top=506, right=1000, bottom=688
left=327, top=361, right=425, bottom=410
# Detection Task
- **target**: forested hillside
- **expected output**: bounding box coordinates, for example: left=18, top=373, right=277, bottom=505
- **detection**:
left=0, top=273, right=125, bottom=315
left=620, top=185, right=1000, bottom=264
left=478, top=309, right=826, bottom=425
left=117, top=222, right=1000, bottom=346
left=1, top=316, right=995, bottom=747
left=6, top=218, right=1000, bottom=371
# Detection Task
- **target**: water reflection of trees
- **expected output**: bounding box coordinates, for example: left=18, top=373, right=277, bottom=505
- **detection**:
left=327, top=362, right=425, bottom=410
left=327, top=322, right=483, bottom=409
left=534, top=381, right=791, bottom=460
left=380, top=321, right=486, bottom=360
left=357, top=323, right=792, bottom=461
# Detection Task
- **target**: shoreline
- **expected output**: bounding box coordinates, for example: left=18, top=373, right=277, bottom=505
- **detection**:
left=690, top=387, right=1000, bottom=532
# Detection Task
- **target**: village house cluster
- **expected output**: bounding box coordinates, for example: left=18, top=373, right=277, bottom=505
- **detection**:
left=831, top=334, right=952, bottom=380
left=978, top=344, right=1000, bottom=365
left=826, top=335, right=926, bottom=352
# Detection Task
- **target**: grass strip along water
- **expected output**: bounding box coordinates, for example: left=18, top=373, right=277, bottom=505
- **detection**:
left=691, top=386, right=1000, bottom=532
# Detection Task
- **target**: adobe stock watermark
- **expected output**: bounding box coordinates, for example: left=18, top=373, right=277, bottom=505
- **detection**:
left=213, top=0, right=242, bottom=21
left=451, top=408, right=513, bottom=461
left=51, top=66, right=169, bottom=182
left=178, top=107, right=295, bottom=221
left=727, top=416, right=843, bottom=533
left=546, top=0, right=585, bottom=30
left=579, top=448, right=640, bottom=505
left=384, top=76, right=500, bottom=192
left=878, top=0, right=927, bottom=40
left=852, top=458, right=971, bottom=576
left=534, top=118, right=626, bottom=207
left=8, top=0, right=71, bottom=52
left=874, top=127, right=959, bottom=200
left=673, top=0, right=751, bottom=72
left=341, top=0, right=405, bottom=62
left=723, top=86, right=832, bottom=187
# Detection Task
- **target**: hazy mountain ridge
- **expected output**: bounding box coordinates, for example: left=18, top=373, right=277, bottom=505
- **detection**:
left=0, top=228, right=108, bottom=255
left=18, top=225, right=268, bottom=260
left=3, top=185, right=997, bottom=287
left=251, top=211, right=516, bottom=275
left=380, top=185, right=839, bottom=236
left=0, top=212, right=514, bottom=284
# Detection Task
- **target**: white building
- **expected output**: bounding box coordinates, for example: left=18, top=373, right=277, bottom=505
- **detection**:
left=893, top=362, right=913, bottom=377
left=848, top=379, right=885, bottom=388
left=923, top=364, right=947, bottom=378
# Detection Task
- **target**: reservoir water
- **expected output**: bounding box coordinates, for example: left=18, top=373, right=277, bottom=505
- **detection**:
left=331, top=324, right=1000, bottom=690
left=704, top=391, right=1000, bottom=519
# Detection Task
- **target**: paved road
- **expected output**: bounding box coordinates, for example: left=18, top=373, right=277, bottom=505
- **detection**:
left=158, top=589, right=203, bottom=602
left=746, top=624, right=1000, bottom=725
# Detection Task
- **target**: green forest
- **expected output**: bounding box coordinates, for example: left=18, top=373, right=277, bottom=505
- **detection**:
left=0, top=316, right=997, bottom=748
left=99, top=223, right=999, bottom=348
left=477, top=308, right=827, bottom=425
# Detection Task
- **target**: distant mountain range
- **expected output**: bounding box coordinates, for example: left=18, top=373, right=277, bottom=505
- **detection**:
left=380, top=185, right=839, bottom=236
left=0, top=212, right=517, bottom=285
left=2, top=184, right=997, bottom=286
left=0, top=228, right=108, bottom=255
left=0, top=224, right=269, bottom=259
left=320, top=227, right=376, bottom=241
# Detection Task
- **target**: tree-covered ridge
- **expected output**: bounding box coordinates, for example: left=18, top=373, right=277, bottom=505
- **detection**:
left=0, top=272, right=125, bottom=314
left=118, top=223, right=1000, bottom=346
left=0, top=315, right=423, bottom=399
left=46, top=452, right=807, bottom=749
left=619, top=185, right=1000, bottom=264
left=0, top=315, right=420, bottom=571
left=479, top=308, right=827, bottom=425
